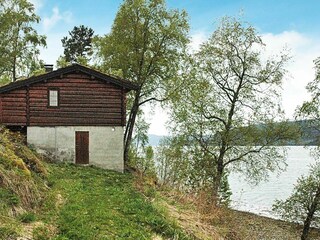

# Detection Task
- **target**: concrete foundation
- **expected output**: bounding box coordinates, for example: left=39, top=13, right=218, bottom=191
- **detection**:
left=27, top=126, right=124, bottom=172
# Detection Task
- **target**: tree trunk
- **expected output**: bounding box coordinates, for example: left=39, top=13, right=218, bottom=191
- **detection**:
left=212, top=154, right=225, bottom=204
left=213, top=106, right=232, bottom=201
left=212, top=76, right=243, bottom=202
left=301, top=213, right=313, bottom=240
left=123, top=89, right=141, bottom=166
left=301, top=187, right=320, bottom=240
left=12, top=23, right=21, bottom=82
left=12, top=61, right=16, bottom=82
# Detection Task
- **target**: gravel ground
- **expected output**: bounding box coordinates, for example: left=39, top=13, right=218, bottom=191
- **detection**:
left=226, top=210, right=320, bottom=240
left=159, top=191, right=320, bottom=240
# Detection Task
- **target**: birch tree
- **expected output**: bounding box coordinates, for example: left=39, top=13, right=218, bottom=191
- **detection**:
left=0, top=0, right=46, bottom=82
left=273, top=163, right=320, bottom=240
left=168, top=17, right=297, bottom=201
left=94, top=0, right=189, bottom=165
left=277, top=58, right=320, bottom=240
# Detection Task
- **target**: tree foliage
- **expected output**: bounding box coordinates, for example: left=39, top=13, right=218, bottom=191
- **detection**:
left=0, top=0, right=46, bottom=81
left=297, top=58, right=320, bottom=154
left=156, top=135, right=232, bottom=205
left=157, top=136, right=191, bottom=188
left=94, top=0, right=189, bottom=165
left=130, top=145, right=156, bottom=177
left=132, top=112, right=150, bottom=152
left=273, top=163, right=320, bottom=240
left=61, top=25, right=94, bottom=63
left=128, top=112, right=156, bottom=175
left=287, top=58, right=320, bottom=240
left=166, top=17, right=297, bottom=201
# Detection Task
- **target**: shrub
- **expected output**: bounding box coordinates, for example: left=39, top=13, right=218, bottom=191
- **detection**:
left=18, top=212, right=36, bottom=223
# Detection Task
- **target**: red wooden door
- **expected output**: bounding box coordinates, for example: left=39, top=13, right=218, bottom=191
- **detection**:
left=75, top=131, right=89, bottom=164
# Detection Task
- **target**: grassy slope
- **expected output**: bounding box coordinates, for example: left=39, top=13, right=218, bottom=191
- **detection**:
left=2, top=128, right=319, bottom=240
left=39, top=163, right=192, bottom=240
left=0, top=128, right=47, bottom=239
left=0, top=128, right=192, bottom=240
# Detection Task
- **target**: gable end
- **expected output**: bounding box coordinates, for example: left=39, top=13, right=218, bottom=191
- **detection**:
left=0, top=64, right=138, bottom=94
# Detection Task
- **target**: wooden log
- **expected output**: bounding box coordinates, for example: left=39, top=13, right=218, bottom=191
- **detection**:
left=0, top=96, right=2, bottom=123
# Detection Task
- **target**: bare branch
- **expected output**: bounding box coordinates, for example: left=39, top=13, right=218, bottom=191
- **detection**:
left=223, top=145, right=265, bottom=167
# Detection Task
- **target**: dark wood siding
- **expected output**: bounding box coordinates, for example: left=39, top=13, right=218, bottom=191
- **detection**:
left=0, top=72, right=127, bottom=126
left=122, top=90, right=127, bottom=126
left=0, top=89, right=27, bottom=125
left=0, top=96, right=2, bottom=123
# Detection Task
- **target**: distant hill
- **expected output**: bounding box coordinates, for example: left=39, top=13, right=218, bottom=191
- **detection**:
left=294, top=119, right=320, bottom=145
left=148, top=134, right=165, bottom=146
left=147, top=119, right=320, bottom=146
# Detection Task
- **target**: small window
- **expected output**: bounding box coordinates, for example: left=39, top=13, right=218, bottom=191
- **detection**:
left=48, top=89, right=59, bottom=107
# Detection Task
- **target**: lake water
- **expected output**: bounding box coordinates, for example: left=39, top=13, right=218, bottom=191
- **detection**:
left=228, top=146, right=316, bottom=218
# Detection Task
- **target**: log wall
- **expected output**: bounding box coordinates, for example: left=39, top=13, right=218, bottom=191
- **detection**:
left=0, top=89, right=27, bottom=125
left=0, top=73, right=127, bottom=126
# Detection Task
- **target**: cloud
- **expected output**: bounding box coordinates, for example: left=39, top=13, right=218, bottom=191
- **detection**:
left=261, top=31, right=320, bottom=118
left=187, top=30, right=320, bottom=120
left=29, top=0, right=44, bottom=12
left=42, top=7, right=72, bottom=32
left=262, top=31, right=311, bottom=54
left=146, top=30, right=320, bottom=134
left=188, top=31, right=209, bottom=52
left=145, top=31, right=209, bottom=135
left=144, top=104, right=169, bottom=135
left=38, top=32, right=65, bottom=66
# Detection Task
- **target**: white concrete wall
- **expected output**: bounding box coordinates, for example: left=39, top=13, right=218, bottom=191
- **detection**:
left=27, top=126, right=124, bottom=172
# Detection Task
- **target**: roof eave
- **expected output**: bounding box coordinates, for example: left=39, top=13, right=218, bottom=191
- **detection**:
left=0, top=64, right=139, bottom=93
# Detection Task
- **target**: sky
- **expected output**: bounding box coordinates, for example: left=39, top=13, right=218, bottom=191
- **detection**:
left=29, top=0, right=320, bottom=135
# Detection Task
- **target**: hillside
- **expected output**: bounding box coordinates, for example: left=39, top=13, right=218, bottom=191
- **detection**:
left=148, top=119, right=320, bottom=147
left=36, top=164, right=192, bottom=239
left=0, top=127, right=47, bottom=239
left=0, top=128, right=192, bottom=240
left=148, top=134, right=164, bottom=146
left=1, top=127, right=320, bottom=240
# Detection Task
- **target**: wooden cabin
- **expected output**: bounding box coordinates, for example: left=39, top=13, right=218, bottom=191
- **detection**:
left=0, top=64, right=137, bottom=172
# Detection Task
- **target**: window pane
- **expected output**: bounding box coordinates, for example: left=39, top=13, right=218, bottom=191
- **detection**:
left=49, top=90, right=58, bottom=106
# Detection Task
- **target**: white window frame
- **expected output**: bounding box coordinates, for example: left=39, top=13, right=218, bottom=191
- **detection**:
left=48, top=89, right=59, bottom=107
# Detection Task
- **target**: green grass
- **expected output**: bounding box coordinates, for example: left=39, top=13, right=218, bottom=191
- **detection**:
left=38, top=163, right=192, bottom=240
left=0, top=128, right=192, bottom=239
left=18, top=212, right=37, bottom=223
left=0, top=128, right=47, bottom=240
left=0, top=187, right=20, bottom=206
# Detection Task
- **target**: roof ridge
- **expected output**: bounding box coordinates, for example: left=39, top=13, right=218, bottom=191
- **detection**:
left=0, top=64, right=138, bottom=93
